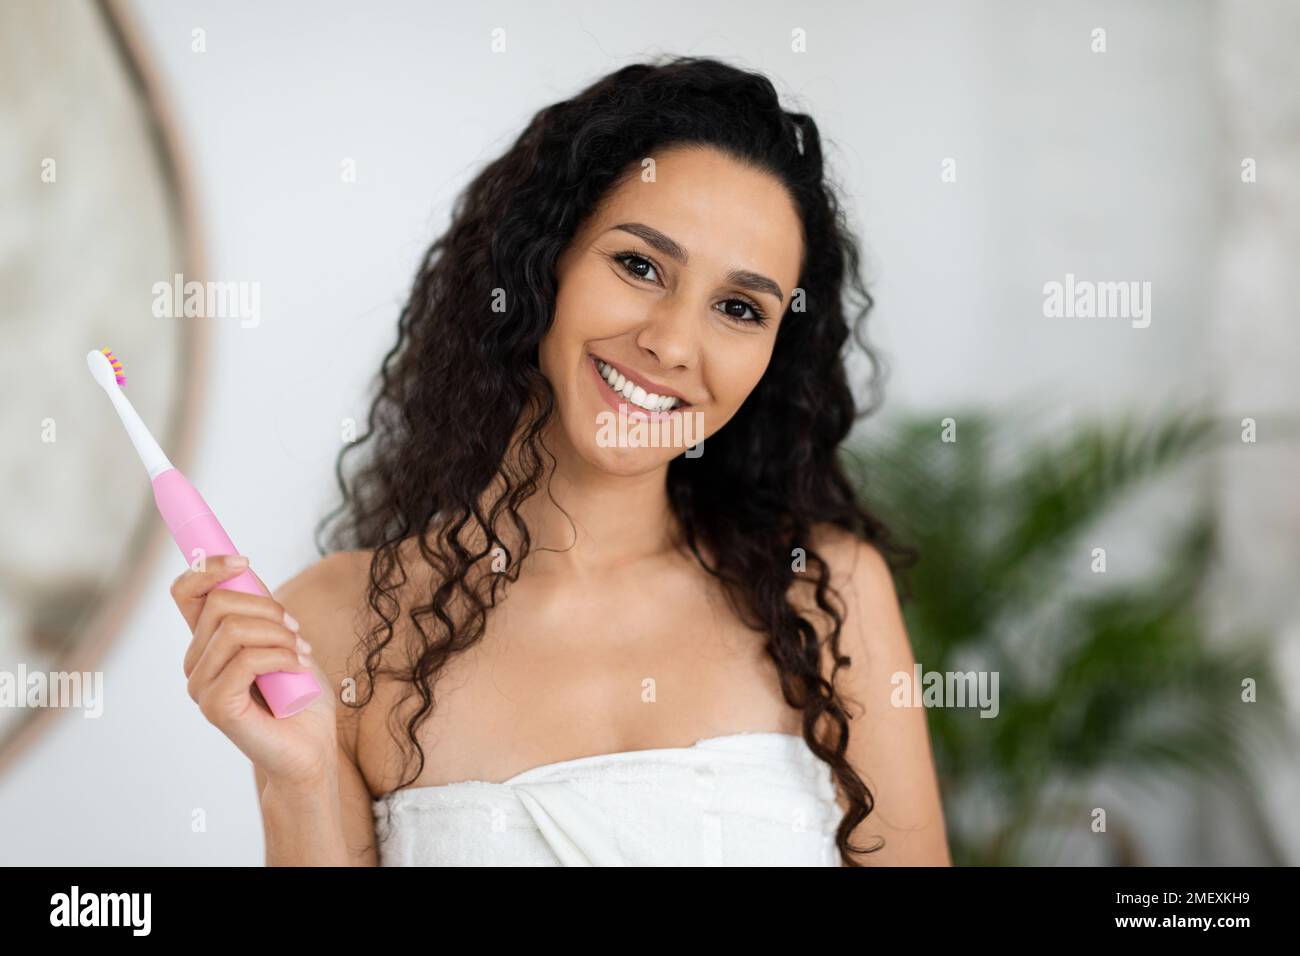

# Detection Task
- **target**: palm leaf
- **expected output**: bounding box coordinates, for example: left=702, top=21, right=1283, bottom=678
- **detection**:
left=846, top=407, right=1291, bottom=865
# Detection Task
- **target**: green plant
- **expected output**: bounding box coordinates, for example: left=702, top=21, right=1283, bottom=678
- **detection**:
left=845, top=408, right=1291, bottom=865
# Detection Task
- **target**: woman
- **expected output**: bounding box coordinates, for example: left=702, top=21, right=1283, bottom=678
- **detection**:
left=174, top=56, right=950, bottom=866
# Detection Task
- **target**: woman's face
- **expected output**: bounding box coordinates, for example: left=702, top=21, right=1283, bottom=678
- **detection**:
left=540, top=145, right=804, bottom=476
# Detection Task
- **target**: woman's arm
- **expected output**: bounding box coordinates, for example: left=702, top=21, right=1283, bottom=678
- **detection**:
left=808, top=526, right=953, bottom=866
left=257, top=763, right=347, bottom=866
left=254, top=747, right=376, bottom=866
left=256, top=553, right=380, bottom=866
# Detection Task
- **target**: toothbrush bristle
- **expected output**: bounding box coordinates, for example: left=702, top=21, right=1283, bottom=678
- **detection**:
left=100, top=347, right=127, bottom=387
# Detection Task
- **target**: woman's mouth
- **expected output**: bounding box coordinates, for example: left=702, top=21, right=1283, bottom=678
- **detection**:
left=588, top=353, right=690, bottom=416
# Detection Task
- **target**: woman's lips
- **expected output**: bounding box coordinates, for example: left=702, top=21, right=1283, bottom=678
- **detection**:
left=592, top=353, right=689, bottom=404
left=587, top=353, right=689, bottom=422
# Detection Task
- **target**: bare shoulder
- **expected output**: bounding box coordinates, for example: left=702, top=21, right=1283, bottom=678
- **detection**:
left=797, top=525, right=905, bottom=704
left=273, top=550, right=373, bottom=662
left=273, top=537, right=441, bottom=682
left=272, top=551, right=374, bottom=726
left=806, top=523, right=897, bottom=609
left=799, top=523, right=952, bottom=866
left=274, top=548, right=373, bottom=607
left=793, top=524, right=900, bottom=656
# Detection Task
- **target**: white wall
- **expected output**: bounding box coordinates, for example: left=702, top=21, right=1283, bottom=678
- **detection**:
left=2, top=0, right=1293, bottom=864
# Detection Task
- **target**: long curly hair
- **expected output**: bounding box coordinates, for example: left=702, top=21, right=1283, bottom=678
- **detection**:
left=317, top=54, right=915, bottom=865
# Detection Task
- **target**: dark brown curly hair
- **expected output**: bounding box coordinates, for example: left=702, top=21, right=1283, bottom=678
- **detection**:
left=317, top=54, right=915, bottom=865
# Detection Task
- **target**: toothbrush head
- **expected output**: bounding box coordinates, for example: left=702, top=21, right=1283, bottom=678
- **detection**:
left=86, top=346, right=173, bottom=476
left=87, top=347, right=127, bottom=389
left=101, top=348, right=127, bottom=386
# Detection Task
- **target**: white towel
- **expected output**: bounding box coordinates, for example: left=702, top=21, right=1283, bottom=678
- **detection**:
left=372, top=731, right=842, bottom=866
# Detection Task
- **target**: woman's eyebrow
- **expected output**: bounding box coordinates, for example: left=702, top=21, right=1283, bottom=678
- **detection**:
left=609, top=221, right=785, bottom=304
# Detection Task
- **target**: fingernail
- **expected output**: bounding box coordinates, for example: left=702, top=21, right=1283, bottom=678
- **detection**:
left=297, top=653, right=309, bottom=667
left=283, top=611, right=300, bottom=631
left=228, top=555, right=249, bottom=568
left=296, top=636, right=312, bottom=654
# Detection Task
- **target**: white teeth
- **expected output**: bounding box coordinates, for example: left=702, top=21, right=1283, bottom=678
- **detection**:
left=594, top=358, right=682, bottom=412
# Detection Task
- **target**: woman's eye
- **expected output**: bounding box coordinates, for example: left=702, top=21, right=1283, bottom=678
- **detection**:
left=718, top=299, right=767, bottom=326
left=613, top=252, right=659, bottom=283
left=611, top=250, right=768, bottom=328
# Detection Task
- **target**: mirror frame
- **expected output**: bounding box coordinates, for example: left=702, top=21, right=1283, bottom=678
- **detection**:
left=0, top=0, right=209, bottom=779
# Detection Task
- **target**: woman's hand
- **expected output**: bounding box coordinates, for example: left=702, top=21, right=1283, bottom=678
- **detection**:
left=174, top=554, right=339, bottom=790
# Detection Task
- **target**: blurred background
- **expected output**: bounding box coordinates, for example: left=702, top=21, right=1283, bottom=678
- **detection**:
left=1, top=0, right=1296, bottom=864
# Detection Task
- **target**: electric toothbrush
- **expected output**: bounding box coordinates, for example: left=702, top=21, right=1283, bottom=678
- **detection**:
left=86, top=347, right=321, bottom=718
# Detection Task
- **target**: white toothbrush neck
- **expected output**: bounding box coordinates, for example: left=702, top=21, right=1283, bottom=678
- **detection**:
left=106, top=385, right=173, bottom=479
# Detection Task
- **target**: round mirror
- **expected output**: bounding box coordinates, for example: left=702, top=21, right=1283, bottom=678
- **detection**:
left=0, top=0, right=204, bottom=771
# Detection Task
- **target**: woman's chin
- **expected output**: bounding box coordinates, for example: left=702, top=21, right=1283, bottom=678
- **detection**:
left=557, top=419, right=677, bottom=476
left=550, top=405, right=700, bottom=476
left=582, top=438, right=674, bottom=476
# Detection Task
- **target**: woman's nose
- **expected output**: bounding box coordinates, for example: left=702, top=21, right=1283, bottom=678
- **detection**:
left=634, top=295, right=699, bottom=370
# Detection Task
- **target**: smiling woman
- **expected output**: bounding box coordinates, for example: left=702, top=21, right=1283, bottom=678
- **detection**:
left=541, top=151, right=804, bottom=477
left=175, top=54, right=950, bottom=867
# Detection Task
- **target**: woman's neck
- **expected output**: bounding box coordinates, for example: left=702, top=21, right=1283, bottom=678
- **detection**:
left=511, top=424, right=683, bottom=577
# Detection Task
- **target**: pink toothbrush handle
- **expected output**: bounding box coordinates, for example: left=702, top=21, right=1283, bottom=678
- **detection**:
left=152, top=468, right=322, bottom=718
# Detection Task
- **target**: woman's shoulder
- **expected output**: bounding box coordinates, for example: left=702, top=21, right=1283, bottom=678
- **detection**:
left=803, top=522, right=897, bottom=604
left=274, top=549, right=373, bottom=613
left=794, top=522, right=910, bottom=679
left=801, top=526, right=952, bottom=864
left=272, top=550, right=375, bottom=677
left=271, top=540, right=436, bottom=670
